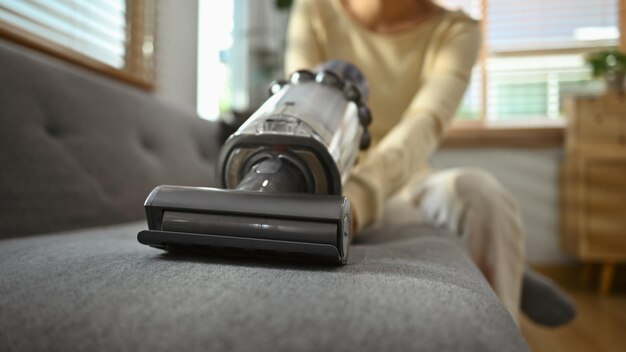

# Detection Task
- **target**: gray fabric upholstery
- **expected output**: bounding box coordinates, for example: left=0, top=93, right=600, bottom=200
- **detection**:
left=0, top=40, right=527, bottom=351
left=0, top=221, right=526, bottom=352
left=0, top=40, right=221, bottom=238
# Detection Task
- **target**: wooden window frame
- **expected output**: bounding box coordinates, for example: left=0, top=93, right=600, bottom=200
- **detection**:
left=442, top=0, right=625, bottom=148
left=442, top=121, right=565, bottom=148
left=0, top=0, right=155, bottom=90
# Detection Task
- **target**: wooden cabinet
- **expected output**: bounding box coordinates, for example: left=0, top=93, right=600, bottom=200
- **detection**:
left=560, top=92, right=626, bottom=293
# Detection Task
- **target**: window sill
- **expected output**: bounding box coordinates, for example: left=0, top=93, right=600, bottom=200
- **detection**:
left=441, top=120, right=565, bottom=149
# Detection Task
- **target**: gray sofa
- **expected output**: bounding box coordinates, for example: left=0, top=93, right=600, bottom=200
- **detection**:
left=0, top=40, right=527, bottom=351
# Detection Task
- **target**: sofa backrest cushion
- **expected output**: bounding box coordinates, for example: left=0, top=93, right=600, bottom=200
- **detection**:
left=0, top=40, right=221, bottom=238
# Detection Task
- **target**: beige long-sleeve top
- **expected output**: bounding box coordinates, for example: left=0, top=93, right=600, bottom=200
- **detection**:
left=285, top=0, right=481, bottom=231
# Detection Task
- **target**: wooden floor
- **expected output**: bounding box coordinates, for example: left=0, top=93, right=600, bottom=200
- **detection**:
left=521, top=266, right=626, bottom=352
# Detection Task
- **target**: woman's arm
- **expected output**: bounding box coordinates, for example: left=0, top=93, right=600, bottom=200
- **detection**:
left=345, top=18, right=482, bottom=231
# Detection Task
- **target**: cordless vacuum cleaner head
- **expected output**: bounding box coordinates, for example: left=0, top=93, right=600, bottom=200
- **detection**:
left=137, top=61, right=372, bottom=264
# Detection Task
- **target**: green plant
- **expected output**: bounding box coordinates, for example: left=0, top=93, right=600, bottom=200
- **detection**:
left=585, top=49, right=626, bottom=78
left=275, top=0, right=293, bottom=10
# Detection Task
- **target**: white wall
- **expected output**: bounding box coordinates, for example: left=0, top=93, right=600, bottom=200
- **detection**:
left=432, top=148, right=574, bottom=264
left=155, top=0, right=199, bottom=114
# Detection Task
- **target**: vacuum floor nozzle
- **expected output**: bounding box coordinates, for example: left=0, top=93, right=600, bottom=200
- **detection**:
left=138, top=60, right=371, bottom=265
left=138, top=185, right=351, bottom=264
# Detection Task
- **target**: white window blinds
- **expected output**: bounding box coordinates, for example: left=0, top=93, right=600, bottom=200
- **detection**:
left=0, top=0, right=155, bottom=87
left=488, top=0, right=618, bottom=52
left=1, top=0, right=126, bottom=67
left=436, top=0, right=620, bottom=122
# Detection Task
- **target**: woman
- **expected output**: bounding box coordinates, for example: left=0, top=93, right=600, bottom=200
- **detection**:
left=285, top=0, right=574, bottom=325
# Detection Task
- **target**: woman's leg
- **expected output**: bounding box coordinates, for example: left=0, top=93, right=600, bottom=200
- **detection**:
left=383, top=168, right=525, bottom=320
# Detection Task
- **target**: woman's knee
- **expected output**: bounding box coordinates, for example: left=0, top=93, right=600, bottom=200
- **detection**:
left=453, top=168, right=519, bottom=213
left=453, top=168, right=525, bottom=245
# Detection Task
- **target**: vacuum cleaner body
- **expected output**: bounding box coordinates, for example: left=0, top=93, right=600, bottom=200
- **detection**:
left=138, top=61, right=372, bottom=264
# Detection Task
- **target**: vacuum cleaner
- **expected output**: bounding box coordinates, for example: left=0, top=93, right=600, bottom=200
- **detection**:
left=137, top=61, right=372, bottom=264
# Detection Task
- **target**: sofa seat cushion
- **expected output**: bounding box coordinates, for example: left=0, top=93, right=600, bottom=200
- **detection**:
left=0, top=221, right=526, bottom=352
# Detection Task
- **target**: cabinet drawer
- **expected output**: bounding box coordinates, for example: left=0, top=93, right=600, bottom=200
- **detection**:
left=584, top=232, right=626, bottom=258
left=583, top=160, right=626, bottom=257
left=567, top=94, right=626, bottom=155
left=587, top=160, right=626, bottom=186
left=578, top=100, right=623, bottom=137
left=585, top=160, right=626, bottom=215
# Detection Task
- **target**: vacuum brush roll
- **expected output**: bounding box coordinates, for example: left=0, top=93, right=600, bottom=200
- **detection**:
left=137, top=185, right=352, bottom=264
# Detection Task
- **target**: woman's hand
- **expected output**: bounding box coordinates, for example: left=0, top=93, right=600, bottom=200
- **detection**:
left=350, top=206, right=359, bottom=238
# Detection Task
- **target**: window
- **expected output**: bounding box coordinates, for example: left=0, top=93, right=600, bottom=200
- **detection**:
left=0, top=0, right=156, bottom=89
left=437, top=0, right=620, bottom=124
left=197, top=0, right=289, bottom=120
left=197, top=0, right=234, bottom=120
